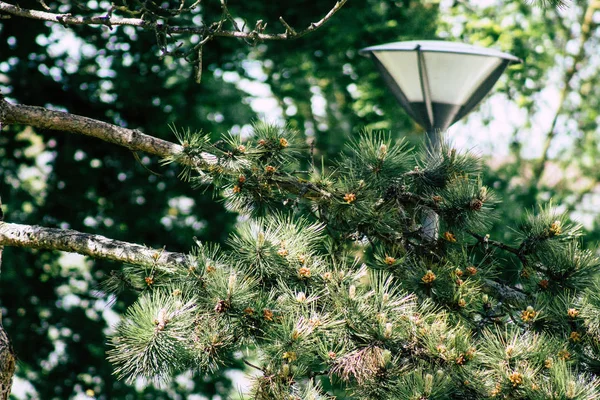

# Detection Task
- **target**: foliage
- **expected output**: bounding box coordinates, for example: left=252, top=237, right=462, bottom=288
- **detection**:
left=100, top=126, right=600, bottom=398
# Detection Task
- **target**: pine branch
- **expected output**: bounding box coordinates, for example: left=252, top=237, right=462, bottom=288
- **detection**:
left=0, top=222, right=188, bottom=268
left=482, top=279, right=528, bottom=304
left=0, top=95, right=333, bottom=200
left=0, top=96, right=456, bottom=219
left=469, top=230, right=527, bottom=266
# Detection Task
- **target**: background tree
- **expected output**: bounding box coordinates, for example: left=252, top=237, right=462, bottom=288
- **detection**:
left=438, top=0, right=600, bottom=243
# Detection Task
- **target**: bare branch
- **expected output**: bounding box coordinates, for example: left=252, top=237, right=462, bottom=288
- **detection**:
left=0, top=0, right=347, bottom=85
left=279, top=17, right=297, bottom=36
left=243, top=359, right=263, bottom=371
left=0, top=0, right=146, bottom=27
left=0, top=221, right=188, bottom=268
left=0, top=94, right=182, bottom=159
left=0, top=0, right=348, bottom=40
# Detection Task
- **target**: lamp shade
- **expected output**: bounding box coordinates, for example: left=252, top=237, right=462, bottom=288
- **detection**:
left=359, top=40, right=521, bottom=132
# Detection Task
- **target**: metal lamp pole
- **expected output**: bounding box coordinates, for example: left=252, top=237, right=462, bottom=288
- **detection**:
left=423, top=128, right=442, bottom=240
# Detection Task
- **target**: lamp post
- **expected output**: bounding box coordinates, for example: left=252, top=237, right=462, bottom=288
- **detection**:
left=359, top=40, right=521, bottom=240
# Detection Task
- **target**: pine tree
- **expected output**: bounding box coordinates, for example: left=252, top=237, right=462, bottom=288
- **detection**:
left=103, top=123, right=600, bottom=399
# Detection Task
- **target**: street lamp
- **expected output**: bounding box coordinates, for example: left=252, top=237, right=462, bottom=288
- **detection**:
left=359, top=40, right=521, bottom=239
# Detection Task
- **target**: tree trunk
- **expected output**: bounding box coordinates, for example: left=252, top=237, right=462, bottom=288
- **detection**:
left=0, top=199, right=15, bottom=399
left=0, top=246, right=15, bottom=400
left=0, top=319, right=15, bottom=400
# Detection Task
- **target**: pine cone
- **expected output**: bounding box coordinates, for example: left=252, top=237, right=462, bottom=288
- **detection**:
left=470, top=198, right=483, bottom=211
left=214, top=299, right=229, bottom=313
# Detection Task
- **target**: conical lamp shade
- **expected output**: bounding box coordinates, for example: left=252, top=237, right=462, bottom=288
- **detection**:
left=360, top=41, right=521, bottom=132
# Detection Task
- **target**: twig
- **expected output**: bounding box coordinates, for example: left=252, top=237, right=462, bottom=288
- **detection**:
left=468, top=231, right=520, bottom=256
left=37, top=0, right=51, bottom=10
left=468, top=230, right=528, bottom=266
left=219, top=0, right=242, bottom=33
left=278, top=16, right=297, bottom=37
left=243, top=359, right=263, bottom=371
left=195, top=44, right=203, bottom=84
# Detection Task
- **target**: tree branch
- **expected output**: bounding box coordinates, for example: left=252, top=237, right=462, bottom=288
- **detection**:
left=0, top=0, right=347, bottom=83
left=482, top=279, right=528, bottom=304
left=0, top=0, right=144, bottom=26
left=0, top=94, right=182, bottom=158
left=469, top=230, right=528, bottom=266
left=0, top=0, right=347, bottom=40
left=0, top=222, right=189, bottom=268
left=0, top=94, right=454, bottom=226
left=0, top=95, right=335, bottom=201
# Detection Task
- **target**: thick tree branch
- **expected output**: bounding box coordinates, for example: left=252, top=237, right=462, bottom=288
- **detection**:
left=0, top=94, right=182, bottom=158
left=0, top=222, right=189, bottom=268
left=0, top=95, right=335, bottom=201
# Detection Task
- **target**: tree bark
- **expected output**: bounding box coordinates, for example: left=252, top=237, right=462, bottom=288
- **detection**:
left=0, top=199, right=15, bottom=400
left=0, top=94, right=182, bottom=159
left=0, top=222, right=189, bottom=269
left=0, top=321, right=15, bottom=400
